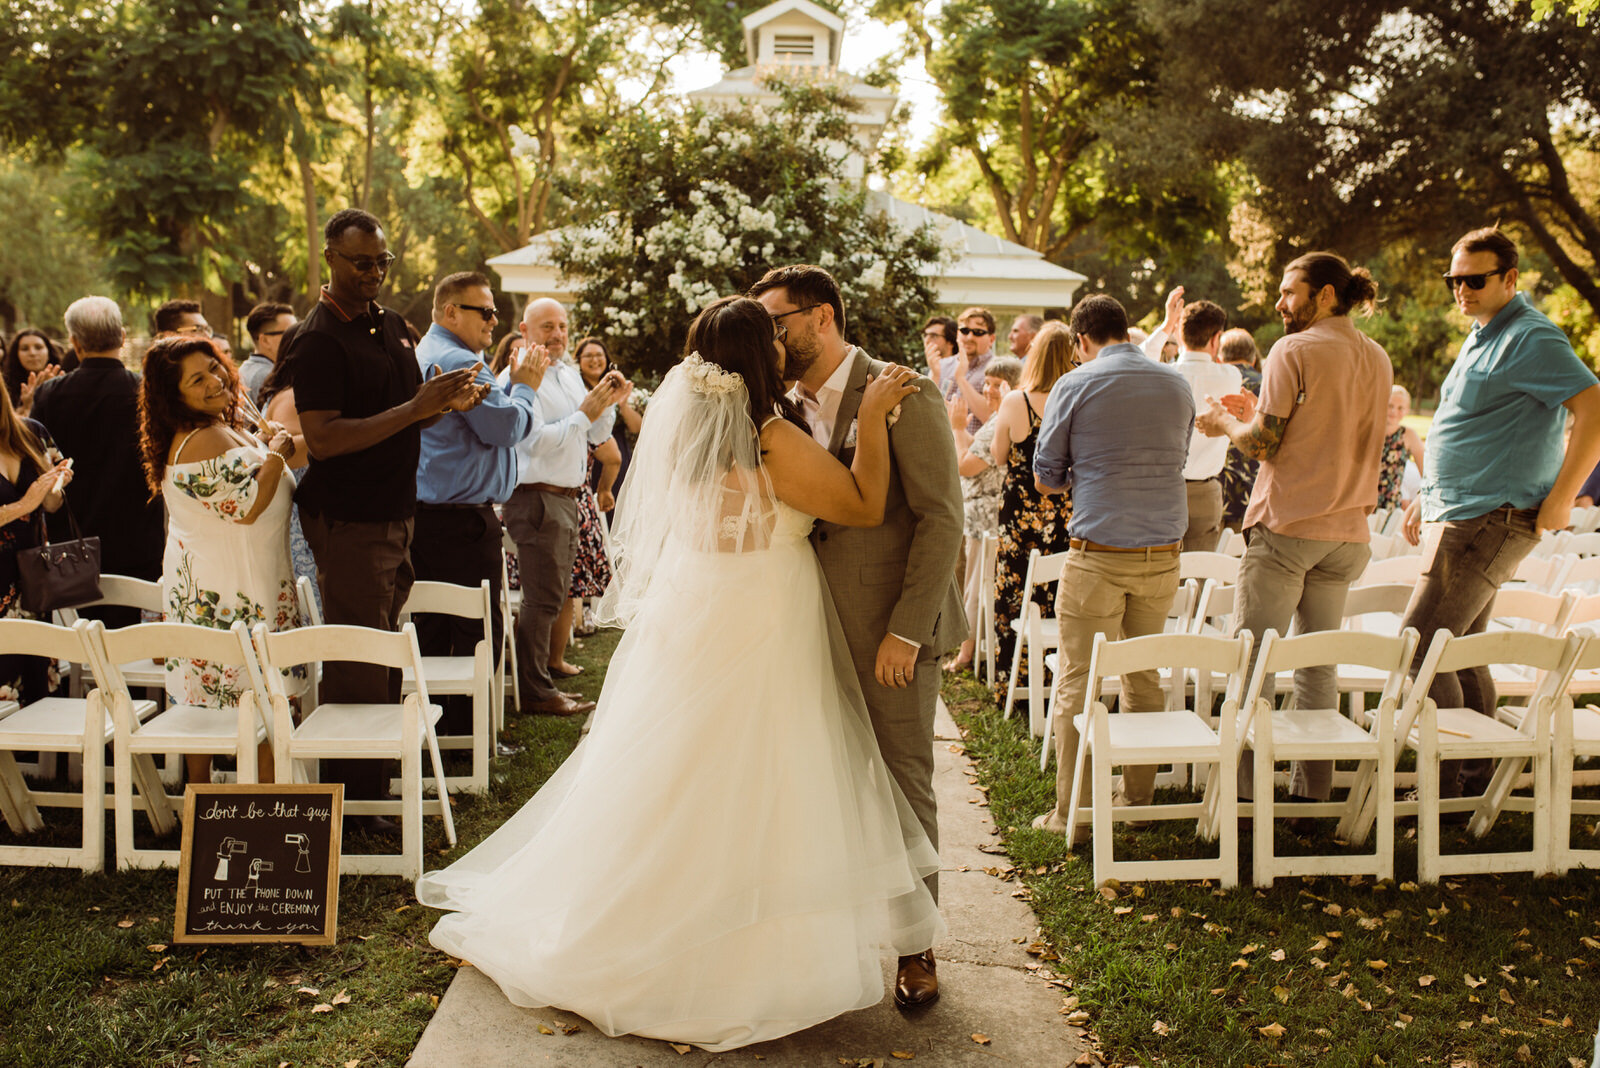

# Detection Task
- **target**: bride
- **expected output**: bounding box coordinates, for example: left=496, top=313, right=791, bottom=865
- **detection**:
left=417, top=296, right=945, bottom=1051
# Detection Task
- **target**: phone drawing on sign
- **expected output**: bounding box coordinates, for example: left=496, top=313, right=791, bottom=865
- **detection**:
left=246, top=857, right=274, bottom=891
left=285, top=833, right=311, bottom=873
left=214, top=836, right=247, bottom=881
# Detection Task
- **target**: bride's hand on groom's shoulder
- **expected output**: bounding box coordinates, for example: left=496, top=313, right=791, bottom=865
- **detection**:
left=862, top=364, right=918, bottom=424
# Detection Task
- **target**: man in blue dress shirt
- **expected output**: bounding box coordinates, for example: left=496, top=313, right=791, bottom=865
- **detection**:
left=1029, top=294, right=1194, bottom=844
left=1399, top=227, right=1600, bottom=798
left=414, top=271, right=546, bottom=734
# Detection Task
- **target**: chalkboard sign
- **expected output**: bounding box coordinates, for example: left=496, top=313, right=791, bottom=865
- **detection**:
left=174, top=783, right=344, bottom=946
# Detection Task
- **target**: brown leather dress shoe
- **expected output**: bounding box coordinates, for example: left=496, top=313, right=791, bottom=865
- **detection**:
left=894, top=950, right=939, bottom=1009
left=524, top=695, right=596, bottom=716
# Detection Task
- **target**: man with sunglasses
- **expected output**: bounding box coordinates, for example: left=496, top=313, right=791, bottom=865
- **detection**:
left=1398, top=226, right=1600, bottom=803
left=413, top=272, right=548, bottom=739
left=286, top=208, right=490, bottom=832
left=941, top=306, right=997, bottom=434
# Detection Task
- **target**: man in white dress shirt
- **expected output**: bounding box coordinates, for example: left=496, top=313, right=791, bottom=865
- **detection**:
left=1169, top=300, right=1242, bottom=551
left=500, top=298, right=630, bottom=716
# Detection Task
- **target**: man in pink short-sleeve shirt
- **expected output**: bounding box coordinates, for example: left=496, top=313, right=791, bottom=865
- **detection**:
left=1196, top=251, right=1392, bottom=817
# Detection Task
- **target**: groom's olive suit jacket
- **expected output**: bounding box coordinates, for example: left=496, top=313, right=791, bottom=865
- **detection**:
left=810, top=348, right=965, bottom=901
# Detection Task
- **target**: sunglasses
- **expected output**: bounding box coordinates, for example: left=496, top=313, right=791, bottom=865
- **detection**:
left=327, top=248, right=397, bottom=273
left=958, top=327, right=990, bottom=337
left=1442, top=269, right=1505, bottom=292
left=452, top=302, right=498, bottom=321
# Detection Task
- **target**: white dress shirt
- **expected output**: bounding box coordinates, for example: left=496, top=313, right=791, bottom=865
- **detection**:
left=1171, top=350, right=1242, bottom=479
left=499, top=358, right=616, bottom=488
left=792, top=347, right=856, bottom=448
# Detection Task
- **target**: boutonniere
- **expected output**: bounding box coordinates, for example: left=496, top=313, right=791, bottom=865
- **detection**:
left=887, top=403, right=903, bottom=428
left=844, top=418, right=858, bottom=448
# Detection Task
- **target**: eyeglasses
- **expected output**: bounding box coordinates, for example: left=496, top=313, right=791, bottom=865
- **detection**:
left=259, top=327, right=292, bottom=337
left=1442, top=269, right=1505, bottom=292
left=172, top=323, right=212, bottom=337
left=327, top=248, right=397, bottom=274
left=958, top=327, right=990, bottom=337
left=774, top=322, right=788, bottom=344
left=770, top=304, right=821, bottom=325
left=451, top=302, right=498, bottom=321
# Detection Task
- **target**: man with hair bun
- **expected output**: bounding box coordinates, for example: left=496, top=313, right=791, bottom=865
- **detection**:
left=1398, top=226, right=1600, bottom=804
left=1196, top=251, right=1392, bottom=822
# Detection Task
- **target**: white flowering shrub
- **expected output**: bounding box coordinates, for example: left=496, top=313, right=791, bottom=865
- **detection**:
left=554, top=78, right=944, bottom=377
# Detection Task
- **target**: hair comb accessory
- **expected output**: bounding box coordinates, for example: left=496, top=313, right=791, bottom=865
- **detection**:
left=681, top=351, right=744, bottom=395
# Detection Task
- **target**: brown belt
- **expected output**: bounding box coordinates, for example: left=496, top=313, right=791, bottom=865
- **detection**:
left=1070, top=538, right=1182, bottom=554
left=519, top=482, right=582, bottom=498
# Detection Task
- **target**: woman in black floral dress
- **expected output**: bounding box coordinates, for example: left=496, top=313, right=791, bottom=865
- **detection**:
left=987, top=322, right=1078, bottom=708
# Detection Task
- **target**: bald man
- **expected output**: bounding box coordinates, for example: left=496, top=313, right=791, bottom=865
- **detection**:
left=500, top=298, right=630, bottom=716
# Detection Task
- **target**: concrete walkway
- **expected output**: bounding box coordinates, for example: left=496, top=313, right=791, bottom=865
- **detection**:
left=407, top=699, right=1091, bottom=1067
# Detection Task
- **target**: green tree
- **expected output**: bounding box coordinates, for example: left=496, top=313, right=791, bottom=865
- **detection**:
left=552, top=78, right=946, bottom=376
left=0, top=158, right=110, bottom=334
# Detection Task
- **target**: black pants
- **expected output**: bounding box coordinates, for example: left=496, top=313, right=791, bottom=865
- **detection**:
left=410, top=503, right=505, bottom=734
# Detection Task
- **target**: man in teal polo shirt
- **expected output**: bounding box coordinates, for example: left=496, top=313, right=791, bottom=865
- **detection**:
left=1400, top=226, right=1600, bottom=798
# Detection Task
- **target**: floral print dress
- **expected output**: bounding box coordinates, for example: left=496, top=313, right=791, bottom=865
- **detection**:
left=163, top=432, right=306, bottom=706
left=1376, top=427, right=1408, bottom=512
left=569, top=447, right=613, bottom=599
left=992, top=396, right=1072, bottom=707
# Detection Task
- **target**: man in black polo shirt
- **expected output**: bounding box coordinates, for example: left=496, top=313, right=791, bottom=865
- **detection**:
left=287, top=208, right=486, bottom=824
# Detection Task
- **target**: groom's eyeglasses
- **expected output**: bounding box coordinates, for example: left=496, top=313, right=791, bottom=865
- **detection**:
left=774, top=322, right=789, bottom=344
left=770, top=304, right=821, bottom=325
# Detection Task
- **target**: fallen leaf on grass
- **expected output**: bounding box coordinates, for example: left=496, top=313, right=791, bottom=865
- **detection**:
left=1074, top=1055, right=1097, bottom=1066
left=1258, top=1023, right=1287, bottom=1039
left=1272, top=985, right=1291, bottom=1004
left=1368, top=960, right=1389, bottom=971
left=1270, top=949, right=1286, bottom=962
left=116, top=920, right=134, bottom=929
left=1113, top=906, right=1133, bottom=916
left=296, top=986, right=320, bottom=996
left=1499, top=989, right=1516, bottom=1006
left=1581, top=936, right=1600, bottom=950
left=331, top=989, right=351, bottom=1006
left=185, top=1056, right=200, bottom=1064
left=1464, top=973, right=1486, bottom=988
left=344, top=1060, right=360, bottom=1068
left=152, top=957, right=170, bottom=973
left=670, top=1043, right=691, bottom=1054
left=562, top=1023, right=581, bottom=1035
left=1097, top=886, right=1118, bottom=901
left=146, top=944, right=167, bottom=953
left=1152, top=1020, right=1169, bottom=1036
left=311, top=1004, right=333, bottom=1014
left=890, top=1053, right=914, bottom=1061
left=1418, top=975, right=1436, bottom=987
left=971, top=1033, right=991, bottom=1045
left=1064, top=1010, right=1091, bottom=1025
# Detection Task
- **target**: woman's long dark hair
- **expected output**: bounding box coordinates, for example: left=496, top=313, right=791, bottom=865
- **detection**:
left=138, top=337, right=241, bottom=496
left=683, top=296, right=807, bottom=438
left=1, top=329, right=66, bottom=406
left=0, top=378, right=48, bottom=488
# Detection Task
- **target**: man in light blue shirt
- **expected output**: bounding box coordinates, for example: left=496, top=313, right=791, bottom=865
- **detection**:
left=1030, top=294, right=1193, bottom=843
left=1400, top=227, right=1600, bottom=800
left=413, top=271, right=545, bottom=734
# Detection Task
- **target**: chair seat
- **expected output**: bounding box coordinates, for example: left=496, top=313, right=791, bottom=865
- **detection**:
left=1073, top=708, right=1218, bottom=758
left=0, top=697, right=155, bottom=748
left=1407, top=704, right=1537, bottom=753
left=291, top=701, right=443, bottom=756
left=129, top=704, right=264, bottom=751
left=0, top=699, right=17, bottom=720
left=403, top=657, right=476, bottom=691
left=1572, top=706, right=1600, bottom=746
left=1250, top=706, right=1377, bottom=758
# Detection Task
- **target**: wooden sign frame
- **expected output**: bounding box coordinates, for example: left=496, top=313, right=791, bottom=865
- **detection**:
left=174, top=783, right=343, bottom=946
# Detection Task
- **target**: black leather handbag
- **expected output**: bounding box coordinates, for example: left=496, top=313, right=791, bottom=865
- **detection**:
left=17, top=495, right=102, bottom=616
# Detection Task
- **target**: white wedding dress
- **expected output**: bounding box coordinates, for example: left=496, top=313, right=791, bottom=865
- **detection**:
left=417, top=355, right=944, bottom=1052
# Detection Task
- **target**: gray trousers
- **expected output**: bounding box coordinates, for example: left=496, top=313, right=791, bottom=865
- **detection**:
left=1235, top=526, right=1370, bottom=800
left=502, top=486, right=580, bottom=706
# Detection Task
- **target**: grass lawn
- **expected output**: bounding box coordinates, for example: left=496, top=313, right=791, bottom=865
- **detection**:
left=941, top=671, right=1600, bottom=1068
left=0, top=627, right=613, bottom=1068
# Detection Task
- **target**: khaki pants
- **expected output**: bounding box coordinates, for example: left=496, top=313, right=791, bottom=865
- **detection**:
left=1042, top=547, right=1181, bottom=826
left=1183, top=478, right=1224, bottom=553
left=1234, top=526, right=1370, bottom=799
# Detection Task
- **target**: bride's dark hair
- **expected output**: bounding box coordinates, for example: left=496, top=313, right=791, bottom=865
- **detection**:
left=684, top=296, right=808, bottom=436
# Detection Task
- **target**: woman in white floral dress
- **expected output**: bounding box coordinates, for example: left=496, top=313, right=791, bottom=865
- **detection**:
left=138, top=336, right=306, bottom=784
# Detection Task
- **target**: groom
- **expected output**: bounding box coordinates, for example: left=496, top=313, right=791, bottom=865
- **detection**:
left=751, top=266, right=965, bottom=1009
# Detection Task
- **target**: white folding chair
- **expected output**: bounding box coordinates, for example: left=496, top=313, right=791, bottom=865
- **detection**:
left=400, top=580, right=496, bottom=795
left=58, top=574, right=165, bottom=695
left=1358, top=553, right=1423, bottom=586
left=88, top=620, right=272, bottom=870
left=1372, top=629, right=1582, bottom=884
left=1003, top=549, right=1070, bottom=737
left=1552, top=554, right=1600, bottom=596
left=977, top=532, right=1000, bottom=686
left=1556, top=531, right=1600, bottom=558
left=1366, top=532, right=1397, bottom=562
left=1179, top=550, right=1240, bottom=589
left=500, top=529, right=522, bottom=712
left=254, top=622, right=456, bottom=881
left=1214, top=528, right=1246, bottom=557
left=0, top=620, right=156, bottom=872
left=1061, top=631, right=1252, bottom=889
left=1553, top=633, right=1600, bottom=873
left=295, top=574, right=324, bottom=626
left=1231, top=628, right=1417, bottom=888
left=1367, top=508, right=1391, bottom=534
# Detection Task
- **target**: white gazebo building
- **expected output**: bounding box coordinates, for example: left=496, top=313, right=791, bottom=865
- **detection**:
left=489, top=0, right=1085, bottom=343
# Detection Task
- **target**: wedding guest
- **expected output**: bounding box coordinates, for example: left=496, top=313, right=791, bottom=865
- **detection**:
left=499, top=299, right=628, bottom=716
left=0, top=387, right=74, bottom=705
left=490, top=331, right=523, bottom=376
left=153, top=299, right=210, bottom=339
left=413, top=271, right=544, bottom=733
left=31, top=296, right=165, bottom=627
left=561, top=336, right=624, bottom=648
left=1378, top=385, right=1425, bottom=511
left=138, top=336, right=305, bottom=785
left=922, top=315, right=957, bottom=387
left=258, top=344, right=319, bottom=602
left=287, top=208, right=486, bottom=828
left=1031, top=295, right=1193, bottom=840
left=210, top=333, right=234, bottom=361
left=1008, top=315, right=1042, bottom=361
left=988, top=321, right=1077, bottom=707
left=1218, top=328, right=1262, bottom=528
left=2, top=329, right=67, bottom=417
left=576, top=336, right=633, bottom=510
left=1170, top=299, right=1241, bottom=551
left=943, top=307, right=997, bottom=432
left=240, top=302, right=296, bottom=407
left=1197, top=251, right=1391, bottom=817
left=944, top=354, right=1021, bottom=673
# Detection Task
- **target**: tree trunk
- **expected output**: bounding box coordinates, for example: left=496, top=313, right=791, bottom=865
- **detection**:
left=300, top=154, right=321, bottom=301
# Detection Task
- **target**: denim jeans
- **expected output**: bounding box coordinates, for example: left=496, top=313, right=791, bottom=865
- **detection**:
left=1400, top=505, right=1542, bottom=797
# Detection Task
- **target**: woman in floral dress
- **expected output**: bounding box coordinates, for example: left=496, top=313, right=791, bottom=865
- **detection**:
left=138, top=336, right=306, bottom=784
left=0, top=386, right=74, bottom=706
left=987, top=322, right=1078, bottom=708
left=1377, top=384, right=1424, bottom=511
